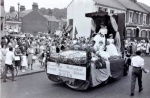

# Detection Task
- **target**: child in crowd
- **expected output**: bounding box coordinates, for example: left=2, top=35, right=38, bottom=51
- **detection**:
left=21, top=52, right=28, bottom=72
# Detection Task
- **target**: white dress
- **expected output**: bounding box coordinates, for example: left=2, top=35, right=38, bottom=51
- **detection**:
left=137, top=43, right=141, bottom=51
left=93, top=34, right=106, bottom=49
left=146, top=43, right=150, bottom=53
left=107, top=38, right=114, bottom=44
left=106, top=44, right=120, bottom=56
left=21, top=55, right=28, bottom=67
left=99, top=28, right=108, bottom=35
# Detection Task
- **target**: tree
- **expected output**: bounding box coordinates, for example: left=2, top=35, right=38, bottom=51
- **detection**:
left=39, top=7, right=67, bottom=19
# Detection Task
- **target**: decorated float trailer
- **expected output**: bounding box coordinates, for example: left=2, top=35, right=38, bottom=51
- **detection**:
left=46, top=11, right=128, bottom=90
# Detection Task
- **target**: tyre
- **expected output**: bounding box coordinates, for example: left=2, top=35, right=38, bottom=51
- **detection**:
left=47, top=74, right=63, bottom=82
left=66, top=80, right=90, bottom=90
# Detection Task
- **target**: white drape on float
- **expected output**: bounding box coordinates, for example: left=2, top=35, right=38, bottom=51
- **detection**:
left=91, top=19, right=96, bottom=36
left=109, top=15, right=121, bottom=53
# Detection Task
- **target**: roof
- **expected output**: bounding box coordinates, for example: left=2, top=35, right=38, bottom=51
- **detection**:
left=19, top=10, right=32, bottom=17
left=94, top=0, right=126, bottom=11
left=6, top=10, right=32, bottom=18
left=67, top=0, right=74, bottom=8
left=43, top=15, right=59, bottom=22
left=117, top=0, right=148, bottom=13
left=137, top=2, right=150, bottom=13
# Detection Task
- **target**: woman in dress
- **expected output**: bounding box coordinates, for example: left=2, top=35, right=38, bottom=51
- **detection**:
left=146, top=40, right=150, bottom=56
left=14, top=45, right=22, bottom=71
left=21, top=52, right=28, bottom=72
left=27, top=45, right=35, bottom=70
left=0, top=45, right=7, bottom=71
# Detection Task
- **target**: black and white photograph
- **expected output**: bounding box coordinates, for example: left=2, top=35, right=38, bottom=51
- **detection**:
left=0, top=0, right=150, bottom=98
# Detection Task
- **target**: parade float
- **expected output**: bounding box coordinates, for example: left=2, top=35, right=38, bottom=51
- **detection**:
left=46, top=11, right=128, bottom=90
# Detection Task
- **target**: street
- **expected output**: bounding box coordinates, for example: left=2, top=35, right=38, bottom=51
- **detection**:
left=1, top=57, right=150, bottom=98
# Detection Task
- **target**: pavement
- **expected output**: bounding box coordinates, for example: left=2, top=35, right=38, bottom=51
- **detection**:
left=0, top=60, right=45, bottom=78
left=1, top=56, right=149, bottom=78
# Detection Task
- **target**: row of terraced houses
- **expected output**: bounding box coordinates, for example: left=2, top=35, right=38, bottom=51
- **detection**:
left=67, top=0, right=150, bottom=40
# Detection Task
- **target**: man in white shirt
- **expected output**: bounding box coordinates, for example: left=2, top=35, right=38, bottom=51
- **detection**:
left=3, top=47, right=15, bottom=82
left=130, top=51, right=144, bottom=96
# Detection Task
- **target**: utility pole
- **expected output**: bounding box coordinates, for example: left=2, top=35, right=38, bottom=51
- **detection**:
left=17, top=3, right=20, bottom=33
left=17, top=3, right=20, bottom=21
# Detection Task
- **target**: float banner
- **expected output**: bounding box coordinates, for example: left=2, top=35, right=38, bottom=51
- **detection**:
left=47, top=62, right=86, bottom=80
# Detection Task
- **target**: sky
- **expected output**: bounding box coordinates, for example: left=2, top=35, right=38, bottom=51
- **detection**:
left=4, top=0, right=150, bottom=12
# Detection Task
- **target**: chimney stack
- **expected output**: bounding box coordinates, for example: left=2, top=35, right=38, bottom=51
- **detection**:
left=130, top=0, right=137, bottom=3
left=48, top=8, right=52, bottom=16
left=10, top=6, right=15, bottom=13
left=32, top=2, right=38, bottom=11
left=20, top=5, right=26, bottom=11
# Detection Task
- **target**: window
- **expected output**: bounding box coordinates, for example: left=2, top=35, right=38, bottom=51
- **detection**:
left=98, top=7, right=107, bottom=12
left=126, top=29, right=132, bottom=37
left=133, top=12, right=138, bottom=23
left=110, top=10, right=114, bottom=14
left=69, top=19, right=73, bottom=25
left=147, top=31, right=150, bottom=38
left=104, top=8, right=107, bottom=12
left=98, top=7, right=103, bottom=12
left=129, top=11, right=133, bottom=23
left=143, top=14, right=147, bottom=24
left=0, top=0, right=4, bottom=6
left=138, top=13, right=141, bottom=24
left=141, top=30, right=146, bottom=37
left=132, top=29, right=136, bottom=37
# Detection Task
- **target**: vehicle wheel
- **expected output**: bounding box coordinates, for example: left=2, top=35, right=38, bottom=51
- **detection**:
left=47, top=74, right=63, bottom=83
left=102, top=79, right=108, bottom=85
left=66, top=80, right=90, bottom=90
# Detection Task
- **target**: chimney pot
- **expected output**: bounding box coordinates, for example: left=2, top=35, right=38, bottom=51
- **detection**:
left=20, top=5, right=26, bottom=11
left=48, top=8, right=52, bottom=16
left=32, top=2, right=38, bottom=11
left=130, top=0, right=137, bottom=3
left=10, top=6, right=15, bottom=13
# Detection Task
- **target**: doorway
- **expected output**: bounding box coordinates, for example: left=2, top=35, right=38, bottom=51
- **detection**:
left=136, top=28, right=139, bottom=37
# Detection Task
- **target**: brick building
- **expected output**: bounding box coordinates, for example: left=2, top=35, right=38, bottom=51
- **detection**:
left=67, top=0, right=150, bottom=39
left=43, top=9, right=59, bottom=34
left=5, top=3, right=59, bottom=35
left=117, top=0, right=150, bottom=40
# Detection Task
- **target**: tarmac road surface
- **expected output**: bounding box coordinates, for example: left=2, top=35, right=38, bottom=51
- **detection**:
left=1, top=57, right=150, bottom=98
